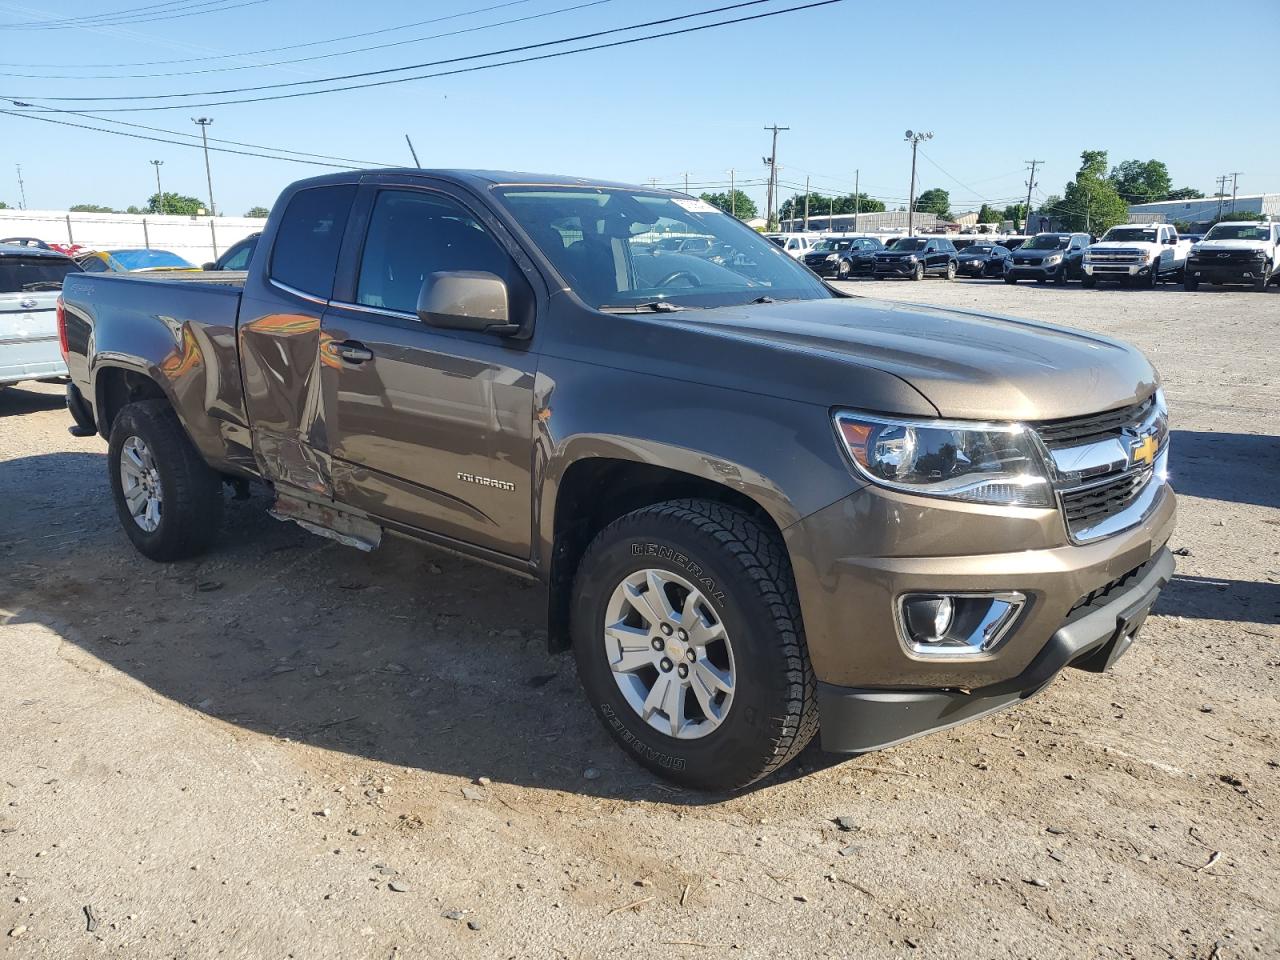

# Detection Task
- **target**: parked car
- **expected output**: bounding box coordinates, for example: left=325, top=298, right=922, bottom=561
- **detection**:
left=1006, top=233, right=1091, bottom=284
left=801, top=236, right=883, bottom=279
left=77, top=249, right=198, bottom=273
left=1, top=244, right=80, bottom=388
left=1183, top=220, right=1279, bottom=291
left=763, top=233, right=819, bottom=259
left=60, top=168, right=1175, bottom=791
left=204, top=232, right=260, bottom=271
left=1082, top=224, right=1190, bottom=288
left=1, top=236, right=55, bottom=250
left=873, top=236, right=958, bottom=280
left=955, top=241, right=1011, bottom=279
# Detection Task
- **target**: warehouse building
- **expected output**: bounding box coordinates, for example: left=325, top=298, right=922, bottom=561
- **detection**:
left=1127, top=193, right=1279, bottom=225
left=778, top=210, right=939, bottom=233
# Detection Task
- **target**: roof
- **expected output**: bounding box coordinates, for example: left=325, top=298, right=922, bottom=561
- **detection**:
left=290, top=168, right=672, bottom=194
left=0, top=242, right=72, bottom=259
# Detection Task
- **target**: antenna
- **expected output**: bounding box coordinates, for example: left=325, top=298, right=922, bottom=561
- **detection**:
left=405, top=134, right=422, bottom=169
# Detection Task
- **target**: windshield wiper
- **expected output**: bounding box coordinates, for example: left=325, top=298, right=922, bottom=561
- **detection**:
left=21, top=281, right=62, bottom=291
left=599, top=300, right=686, bottom=313
left=749, top=295, right=775, bottom=304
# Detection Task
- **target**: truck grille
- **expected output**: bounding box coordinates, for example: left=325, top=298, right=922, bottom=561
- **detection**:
left=1191, top=250, right=1258, bottom=264
left=1088, top=250, right=1143, bottom=264
left=1060, top=469, right=1152, bottom=530
left=1034, top=396, right=1154, bottom=449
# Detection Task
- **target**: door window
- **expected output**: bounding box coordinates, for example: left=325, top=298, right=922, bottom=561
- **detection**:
left=356, top=190, right=514, bottom=314
left=269, top=184, right=356, bottom=299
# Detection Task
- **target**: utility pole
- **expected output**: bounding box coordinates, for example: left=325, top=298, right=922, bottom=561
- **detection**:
left=149, top=160, right=165, bottom=214
left=1215, top=175, right=1230, bottom=220
left=192, top=117, right=216, bottom=216
left=1229, top=172, right=1243, bottom=213
left=727, top=168, right=736, bottom=218
left=1023, top=159, right=1041, bottom=233
left=904, top=130, right=933, bottom=237
left=15, top=164, right=26, bottom=209
left=803, top=175, right=810, bottom=231
left=853, top=169, right=860, bottom=232
left=763, top=124, right=789, bottom=230
left=682, top=172, right=690, bottom=195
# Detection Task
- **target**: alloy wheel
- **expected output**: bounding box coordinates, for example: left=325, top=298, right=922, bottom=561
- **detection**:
left=119, top=435, right=163, bottom=532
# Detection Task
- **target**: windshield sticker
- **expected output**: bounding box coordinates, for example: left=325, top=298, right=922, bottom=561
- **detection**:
left=672, top=198, right=721, bottom=214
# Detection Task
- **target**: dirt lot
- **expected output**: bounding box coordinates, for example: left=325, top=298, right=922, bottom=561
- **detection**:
left=2, top=280, right=1277, bottom=960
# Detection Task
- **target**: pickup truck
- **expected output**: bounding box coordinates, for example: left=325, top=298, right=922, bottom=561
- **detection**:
left=1082, top=223, right=1190, bottom=287
left=59, top=170, right=1176, bottom=791
left=1183, top=220, right=1279, bottom=291
left=1, top=243, right=80, bottom=388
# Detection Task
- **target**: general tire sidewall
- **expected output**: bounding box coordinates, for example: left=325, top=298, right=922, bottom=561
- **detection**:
left=107, top=405, right=200, bottom=558
left=573, top=522, right=797, bottom=788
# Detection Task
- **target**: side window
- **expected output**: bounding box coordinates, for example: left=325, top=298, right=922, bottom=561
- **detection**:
left=221, top=239, right=255, bottom=271
left=270, top=185, right=356, bottom=299
left=356, top=189, right=514, bottom=314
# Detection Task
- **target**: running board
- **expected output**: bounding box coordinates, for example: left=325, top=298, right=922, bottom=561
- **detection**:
left=269, top=491, right=382, bottom=552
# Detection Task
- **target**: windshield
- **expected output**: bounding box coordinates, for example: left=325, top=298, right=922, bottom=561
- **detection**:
left=963, top=245, right=994, bottom=255
left=887, top=238, right=926, bottom=252
left=493, top=188, right=832, bottom=309
left=1024, top=235, right=1070, bottom=250
left=106, top=249, right=194, bottom=270
left=1203, top=224, right=1270, bottom=241
left=813, top=239, right=856, bottom=252
left=0, top=255, right=80, bottom=293
left=1102, top=228, right=1158, bottom=243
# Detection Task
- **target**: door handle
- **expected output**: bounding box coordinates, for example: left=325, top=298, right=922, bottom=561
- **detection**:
left=329, top=339, right=374, bottom=363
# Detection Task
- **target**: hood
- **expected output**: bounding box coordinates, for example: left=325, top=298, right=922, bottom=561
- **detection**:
left=958, top=250, right=996, bottom=260
left=669, top=296, right=1156, bottom=421
left=1193, top=239, right=1270, bottom=252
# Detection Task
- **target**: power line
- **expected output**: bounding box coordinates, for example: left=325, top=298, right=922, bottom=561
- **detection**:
left=1, top=0, right=234, bottom=28
left=0, top=0, right=266, bottom=30
left=2, top=0, right=618, bottom=80
left=4, top=0, right=846, bottom=111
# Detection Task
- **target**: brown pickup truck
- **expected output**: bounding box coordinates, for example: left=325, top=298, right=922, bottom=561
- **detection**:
left=58, top=170, right=1176, bottom=790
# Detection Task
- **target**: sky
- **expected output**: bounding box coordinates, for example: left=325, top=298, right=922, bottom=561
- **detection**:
left=0, top=0, right=1277, bottom=217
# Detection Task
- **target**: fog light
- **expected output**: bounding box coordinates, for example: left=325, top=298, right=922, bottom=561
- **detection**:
left=897, top=593, right=1026, bottom=657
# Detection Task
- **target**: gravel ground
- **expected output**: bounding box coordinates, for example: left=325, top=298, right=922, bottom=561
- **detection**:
left=1, top=279, right=1277, bottom=959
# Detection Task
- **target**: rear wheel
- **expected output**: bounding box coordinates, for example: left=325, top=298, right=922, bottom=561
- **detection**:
left=108, top=399, right=223, bottom=561
left=572, top=499, right=818, bottom=791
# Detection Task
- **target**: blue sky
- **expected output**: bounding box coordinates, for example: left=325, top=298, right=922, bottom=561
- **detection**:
left=1, top=0, right=1276, bottom=216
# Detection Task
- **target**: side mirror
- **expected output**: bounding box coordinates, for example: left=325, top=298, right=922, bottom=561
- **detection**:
left=202, top=261, right=216, bottom=271
left=416, top=271, right=518, bottom=336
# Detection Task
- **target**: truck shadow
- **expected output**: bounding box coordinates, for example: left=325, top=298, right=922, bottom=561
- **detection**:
left=1155, top=575, right=1280, bottom=626
left=2, top=452, right=837, bottom=804
left=0, top=385, right=65, bottom=417
left=1170, top=429, right=1279, bottom=509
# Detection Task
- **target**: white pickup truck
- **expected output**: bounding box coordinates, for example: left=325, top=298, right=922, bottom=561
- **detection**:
left=1082, top=223, right=1190, bottom=288
left=1183, top=220, right=1279, bottom=291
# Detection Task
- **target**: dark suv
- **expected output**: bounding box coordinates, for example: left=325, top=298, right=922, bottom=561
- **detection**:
left=1006, top=233, right=1091, bottom=284
left=801, top=236, right=883, bottom=279
left=873, top=236, right=958, bottom=280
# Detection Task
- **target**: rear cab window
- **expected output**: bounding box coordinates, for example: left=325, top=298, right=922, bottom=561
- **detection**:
left=269, top=184, right=357, bottom=299
left=0, top=255, right=81, bottom=294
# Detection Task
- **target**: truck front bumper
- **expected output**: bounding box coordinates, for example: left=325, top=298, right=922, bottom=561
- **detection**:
left=783, top=476, right=1176, bottom=752
left=1083, top=262, right=1153, bottom=278
left=1185, top=261, right=1268, bottom=284
left=815, top=548, right=1173, bottom=751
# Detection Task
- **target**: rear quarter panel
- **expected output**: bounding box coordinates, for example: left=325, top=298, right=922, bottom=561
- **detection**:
left=61, top=272, right=253, bottom=472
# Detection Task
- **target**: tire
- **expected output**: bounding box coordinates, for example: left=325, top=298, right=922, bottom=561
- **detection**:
left=1054, top=265, right=1069, bottom=285
left=1183, top=276, right=1200, bottom=291
left=108, top=399, right=223, bottom=561
left=944, top=260, right=956, bottom=281
left=1081, top=275, right=1096, bottom=288
left=1148, top=263, right=1160, bottom=288
left=837, top=259, right=850, bottom=280
left=571, top=499, right=818, bottom=791
left=1255, top=264, right=1271, bottom=291
left=911, top=262, right=924, bottom=281
left=1004, top=274, right=1017, bottom=284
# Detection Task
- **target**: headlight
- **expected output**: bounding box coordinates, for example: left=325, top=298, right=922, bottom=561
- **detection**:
left=905, top=255, right=918, bottom=263
left=1254, top=250, right=1267, bottom=260
left=834, top=413, right=1053, bottom=507
left=1043, top=254, right=1062, bottom=265
left=825, top=253, right=840, bottom=262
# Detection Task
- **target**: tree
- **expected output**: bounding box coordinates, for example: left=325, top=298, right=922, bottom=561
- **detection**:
left=1216, top=210, right=1264, bottom=223
left=1056, top=150, right=1128, bottom=234
left=976, top=203, right=1001, bottom=223
left=1166, top=187, right=1205, bottom=201
left=70, top=203, right=119, bottom=213
left=245, top=206, right=271, bottom=218
left=1108, top=159, right=1172, bottom=203
left=146, top=192, right=206, bottom=216
left=698, top=191, right=756, bottom=221
left=913, top=188, right=951, bottom=220
left=778, top=191, right=884, bottom=222
left=1002, top=202, right=1027, bottom=225
left=0, top=200, right=9, bottom=209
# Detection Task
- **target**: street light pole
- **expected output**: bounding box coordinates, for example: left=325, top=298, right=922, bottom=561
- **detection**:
left=149, top=160, right=165, bottom=214
left=192, top=117, right=216, bottom=216
left=904, top=130, right=932, bottom=237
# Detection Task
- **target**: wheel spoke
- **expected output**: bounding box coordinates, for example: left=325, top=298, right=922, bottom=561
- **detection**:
left=124, top=485, right=147, bottom=514
left=605, top=621, right=654, bottom=673
left=695, top=660, right=733, bottom=696
left=642, top=672, right=673, bottom=722
left=664, top=679, right=686, bottom=738
left=689, top=668, right=721, bottom=724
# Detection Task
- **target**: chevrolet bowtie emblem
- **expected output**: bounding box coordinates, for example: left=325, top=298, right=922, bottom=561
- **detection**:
left=1130, top=434, right=1158, bottom=468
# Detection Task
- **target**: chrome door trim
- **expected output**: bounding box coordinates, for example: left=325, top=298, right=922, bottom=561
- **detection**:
left=268, top=278, right=329, bottom=307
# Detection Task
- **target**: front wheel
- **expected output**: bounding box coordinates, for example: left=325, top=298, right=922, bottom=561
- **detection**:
left=944, top=260, right=957, bottom=281
left=1183, top=276, right=1200, bottom=291
left=572, top=500, right=818, bottom=791
left=108, top=399, right=223, bottom=561
left=1081, top=274, right=1097, bottom=288
left=1255, top=264, right=1271, bottom=291
left=1004, top=274, right=1017, bottom=284
left=837, top=259, right=851, bottom=280
left=911, top=262, right=925, bottom=281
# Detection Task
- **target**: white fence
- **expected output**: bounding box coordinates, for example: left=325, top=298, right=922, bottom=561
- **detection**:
left=0, top=209, right=266, bottom=266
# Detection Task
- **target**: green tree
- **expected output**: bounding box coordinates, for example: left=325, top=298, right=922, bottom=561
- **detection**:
left=1108, top=159, right=1172, bottom=203
left=698, top=191, right=756, bottom=221
left=147, top=192, right=206, bottom=216
left=1216, top=210, right=1264, bottom=223
left=69, top=203, right=119, bottom=213
left=1166, top=187, right=1205, bottom=201
left=245, top=206, right=271, bottom=218
left=778, top=191, right=885, bottom=222
left=1057, top=150, right=1129, bottom=233
left=0, top=200, right=9, bottom=209
left=976, top=203, right=1002, bottom=223
left=913, top=188, right=951, bottom=220
left=1001, top=202, right=1027, bottom=225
